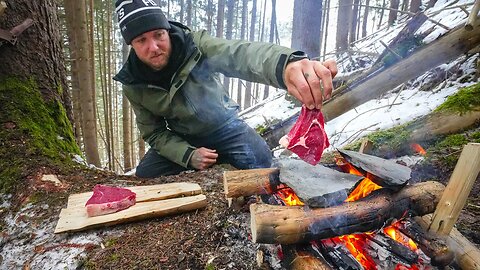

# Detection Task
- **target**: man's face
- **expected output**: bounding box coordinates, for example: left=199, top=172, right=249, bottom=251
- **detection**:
left=131, top=29, right=171, bottom=71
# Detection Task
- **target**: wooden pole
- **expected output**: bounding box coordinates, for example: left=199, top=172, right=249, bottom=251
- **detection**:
left=250, top=181, right=445, bottom=244
left=428, top=143, right=480, bottom=235
left=359, top=138, right=373, bottom=154
left=223, top=168, right=279, bottom=198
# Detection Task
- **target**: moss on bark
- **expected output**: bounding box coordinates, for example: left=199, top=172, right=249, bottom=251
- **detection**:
left=0, top=78, right=80, bottom=193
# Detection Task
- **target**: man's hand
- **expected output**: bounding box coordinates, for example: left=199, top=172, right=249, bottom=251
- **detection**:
left=284, top=58, right=338, bottom=110
left=189, top=147, right=218, bottom=170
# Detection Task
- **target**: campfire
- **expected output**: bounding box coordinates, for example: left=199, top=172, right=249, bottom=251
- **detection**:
left=223, top=143, right=480, bottom=269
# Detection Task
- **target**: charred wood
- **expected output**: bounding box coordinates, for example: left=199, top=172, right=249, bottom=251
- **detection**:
left=250, top=181, right=445, bottom=244
left=394, top=218, right=454, bottom=267
left=317, top=239, right=363, bottom=270
left=367, top=233, right=418, bottom=265
left=283, top=244, right=333, bottom=270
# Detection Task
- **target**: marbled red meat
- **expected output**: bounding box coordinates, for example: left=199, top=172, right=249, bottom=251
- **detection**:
left=285, top=106, right=330, bottom=165
left=85, top=184, right=136, bottom=217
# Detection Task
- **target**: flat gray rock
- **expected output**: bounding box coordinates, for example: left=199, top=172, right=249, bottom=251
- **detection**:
left=274, top=158, right=364, bottom=208
left=337, top=149, right=411, bottom=188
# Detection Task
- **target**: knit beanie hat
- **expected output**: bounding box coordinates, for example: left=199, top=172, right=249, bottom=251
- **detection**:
left=115, top=0, right=171, bottom=44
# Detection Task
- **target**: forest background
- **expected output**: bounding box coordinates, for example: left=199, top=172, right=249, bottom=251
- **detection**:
left=0, top=0, right=425, bottom=176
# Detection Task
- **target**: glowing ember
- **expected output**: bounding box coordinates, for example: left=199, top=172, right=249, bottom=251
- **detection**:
left=411, top=143, right=427, bottom=155
left=276, top=186, right=304, bottom=206
left=384, top=226, right=418, bottom=251
left=345, top=177, right=382, bottom=202
left=336, top=234, right=377, bottom=270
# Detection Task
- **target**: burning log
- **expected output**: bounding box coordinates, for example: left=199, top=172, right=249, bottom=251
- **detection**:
left=366, top=233, right=418, bottom=265
left=250, top=181, right=444, bottom=245
left=318, top=239, right=364, bottom=269
left=283, top=245, right=333, bottom=270
left=394, top=218, right=454, bottom=267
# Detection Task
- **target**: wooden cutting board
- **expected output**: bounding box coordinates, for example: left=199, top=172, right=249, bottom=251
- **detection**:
left=54, top=182, right=206, bottom=233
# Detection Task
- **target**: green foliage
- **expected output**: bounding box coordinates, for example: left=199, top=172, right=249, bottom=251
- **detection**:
left=366, top=125, right=410, bottom=150
left=435, top=82, right=480, bottom=114
left=427, top=134, right=471, bottom=170
left=0, top=78, right=80, bottom=193
left=205, top=264, right=215, bottom=270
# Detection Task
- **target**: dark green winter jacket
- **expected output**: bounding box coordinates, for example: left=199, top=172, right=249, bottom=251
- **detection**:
left=114, top=22, right=298, bottom=168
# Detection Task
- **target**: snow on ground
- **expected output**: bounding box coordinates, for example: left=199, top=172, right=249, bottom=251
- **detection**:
left=0, top=199, right=119, bottom=269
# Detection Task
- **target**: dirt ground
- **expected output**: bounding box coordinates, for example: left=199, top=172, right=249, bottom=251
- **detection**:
left=1, top=150, right=479, bottom=270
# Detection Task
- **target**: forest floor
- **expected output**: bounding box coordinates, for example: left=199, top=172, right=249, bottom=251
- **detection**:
left=0, top=140, right=479, bottom=269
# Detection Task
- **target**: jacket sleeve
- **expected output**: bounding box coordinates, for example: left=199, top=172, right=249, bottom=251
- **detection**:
left=124, top=86, right=196, bottom=168
left=192, top=30, right=300, bottom=89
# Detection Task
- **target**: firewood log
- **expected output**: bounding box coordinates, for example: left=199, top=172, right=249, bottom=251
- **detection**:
left=250, top=181, right=444, bottom=244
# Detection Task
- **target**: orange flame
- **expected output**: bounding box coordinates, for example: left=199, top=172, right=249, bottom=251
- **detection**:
left=276, top=186, right=304, bottom=206
left=411, top=143, right=426, bottom=156
left=337, top=234, right=377, bottom=270
left=384, top=226, right=418, bottom=251
left=345, top=177, right=382, bottom=202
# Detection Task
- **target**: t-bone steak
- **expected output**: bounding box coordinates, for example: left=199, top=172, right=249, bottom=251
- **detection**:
left=284, top=105, right=330, bottom=165
left=85, top=184, right=136, bottom=217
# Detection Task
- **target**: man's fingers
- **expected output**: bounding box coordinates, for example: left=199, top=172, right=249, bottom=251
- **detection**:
left=303, top=66, right=323, bottom=109
left=313, top=62, right=334, bottom=102
left=286, top=69, right=316, bottom=109
left=322, top=59, right=338, bottom=78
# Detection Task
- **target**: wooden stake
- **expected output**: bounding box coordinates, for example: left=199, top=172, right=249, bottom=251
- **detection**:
left=428, top=143, right=480, bottom=235
left=223, top=168, right=279, bottom=198
left=359, top=138, right=373, bottom=154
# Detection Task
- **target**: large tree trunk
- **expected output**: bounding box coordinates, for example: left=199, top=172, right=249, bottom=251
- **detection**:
left=64, top=0, right=100, bottom=167
left=336, top=0, right=353, bottom=51
left=251, top=181, right=445, bottom=244
left=388, top=0, right=400, bottom=25
left=0, top=0, right=80, bottom=192
left=291, top=0, right=322, bottom=57
left=0, top=0, right=69, bottom=109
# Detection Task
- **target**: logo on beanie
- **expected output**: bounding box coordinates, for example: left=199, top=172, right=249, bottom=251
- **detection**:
left=115, top=0, right=170, bottom=44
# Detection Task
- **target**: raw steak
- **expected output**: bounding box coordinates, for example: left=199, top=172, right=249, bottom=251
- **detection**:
left=85, top=185, right=136, bottom=217
left=283, top=105, right=329, bottom=165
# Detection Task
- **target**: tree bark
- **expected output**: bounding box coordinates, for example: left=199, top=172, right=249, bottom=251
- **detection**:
left=250, top=181, right=445, bottom=244
left=122, top=42, right=132, bottom=172
left=336, top=0, right=353, bottom=51
left=292, top=0, right=322, bottom=57
left=64, top=0, right=100, bottom=166
left=388, top=0, right=400, bottom=25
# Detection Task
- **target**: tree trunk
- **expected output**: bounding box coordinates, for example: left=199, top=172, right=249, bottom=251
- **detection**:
left=0, top=0, right=80, bottom=192
left=322, top=0, right=331, bottom=60
left=362, top=0, right=370, bottom=37
left=185, top=0, right=192, bottom=26
left=349, top=0, right=360, bottom=44
left=216, top=0, right=225, bottom=38
left=336, top=0, right=353, bottom=51
left=244, top=0, right=257, bottom=110
left=206, top=0, right=214, bottom=35
left=122, top=42, right=132, bottom=172
left=64, top=0, right=100, bottom=167
left=292, top=0, right=322, bottom=57
left=250, top=181, right=445, bottom=244
left=388, top=0, right=400, bottom=25
left=410, top=0, right=421, bottom=13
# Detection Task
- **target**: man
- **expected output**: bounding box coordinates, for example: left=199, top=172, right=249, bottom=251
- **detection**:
left=114, top=0, right=337, bottom=178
